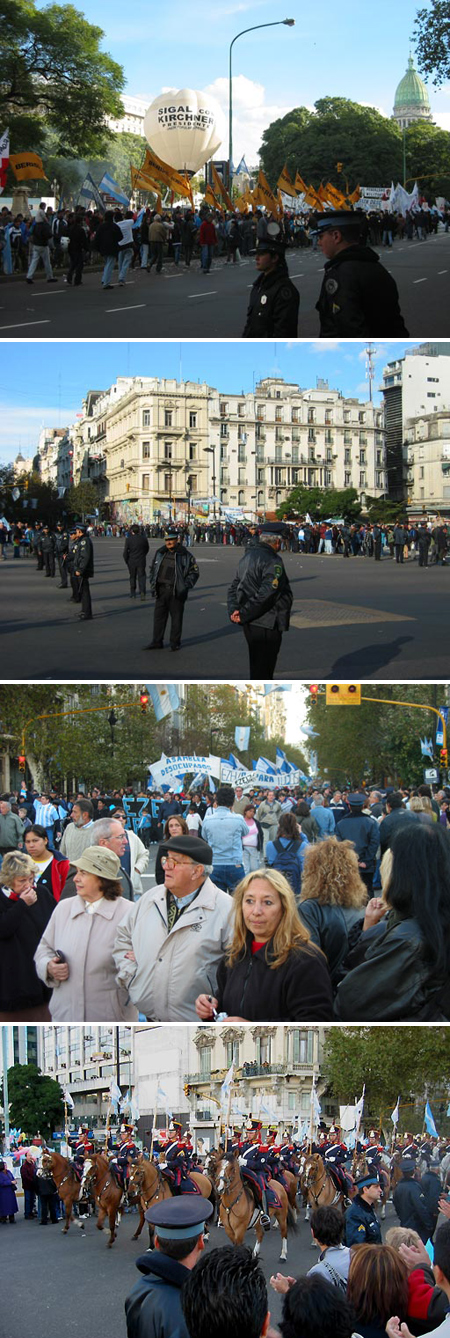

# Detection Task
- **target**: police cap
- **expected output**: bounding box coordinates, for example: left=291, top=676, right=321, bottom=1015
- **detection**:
left=259, top=521, right=287, bottom=537
left=145, top=1196, right=214, bottom=1233
left=355, top=1172, right=379, bottom=1188
left=164, top=526, right=179, bottom=540
left=400, top=1159, right=416, bottom=1174
left=317, top=210, right=366, bottom=236
left=347, top=793, right=367, bottom=808
left=256, top=221, right=286, bottom=255
left=159, top=834, right=213, bottom=865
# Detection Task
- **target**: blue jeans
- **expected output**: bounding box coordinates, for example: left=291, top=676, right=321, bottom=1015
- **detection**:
left=212, top=863, right=245, bottom=894
left=118, top=247, right=133, bottom=282
left=102, top=255, right=116, bottom=285
left=201, top=243, right=213, bottom=271
left=24, top=1188, right=36, bottom=1217
left=173, top=241, right=182, bottom=264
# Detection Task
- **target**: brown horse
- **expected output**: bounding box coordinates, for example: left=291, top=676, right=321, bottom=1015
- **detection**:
left=302, top=1154, right=351, bottom=1213
left=80, top=1152, right=124, bottom=1247
left=41, top=1150, right=85, bottom=1234
left=127, top=1156, right=214, bottom=1244
left=216, top=1153, right=291, bottom=1260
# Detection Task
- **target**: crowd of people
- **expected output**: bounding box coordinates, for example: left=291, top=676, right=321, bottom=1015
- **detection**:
left=2, top=774, right=450, bottom=1023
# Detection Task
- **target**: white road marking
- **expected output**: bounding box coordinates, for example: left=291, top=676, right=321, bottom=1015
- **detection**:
left=32, top=289, right=66, bottom=296
left=290, top=273, right=305, bottom=278
left=413, top=278, right=427, bottom=284
left=188, top=291, right=217, bottom=298
left=106, top=303, right=147, bottom=312
left=438, top=270, right=448, bottom=275
left=0, top=319, right=51, bottom=330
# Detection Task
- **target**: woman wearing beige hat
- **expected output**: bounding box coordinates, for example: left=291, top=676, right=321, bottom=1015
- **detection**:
left=34, top=846, right=138, bottom=1022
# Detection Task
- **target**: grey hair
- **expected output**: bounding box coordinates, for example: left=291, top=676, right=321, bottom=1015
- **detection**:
left=201, top=863, right=213, bottom=876
left=1, top=801, right=11, bottom=812
left=1, top=851, right=39, bottom=887
left=312, top=794, right=324, bottom=806
left=258, top=533, right=279, bottom=547
left=90, top=817, right=121, bottom=842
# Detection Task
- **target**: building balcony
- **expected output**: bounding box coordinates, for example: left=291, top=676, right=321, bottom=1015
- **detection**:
left=185, top=1061, right=315, bottom=1085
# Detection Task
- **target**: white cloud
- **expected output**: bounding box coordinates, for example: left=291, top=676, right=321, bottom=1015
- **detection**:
left=204, top=74, right=293, bottom=162
left=432, top=111, right=450, bottom=130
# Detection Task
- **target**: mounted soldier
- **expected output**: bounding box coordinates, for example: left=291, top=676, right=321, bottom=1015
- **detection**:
left=160, top=1121, right=202, bottom=1195
left=237, top=1119, right=281, bottom=1229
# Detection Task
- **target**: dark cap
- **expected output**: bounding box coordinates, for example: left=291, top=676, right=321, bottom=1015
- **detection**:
left=145, top=1196, right=214, bottom=1233
left=401, top=1159, right=416, bottom=1173
left=355, top=1172, right=379, bottom=1188
left=260, top=521, right=287, bottom=537
left=164, top=527, right=179, bottom=540
left=74, top=523, right=86, bottom=534
left=256, top=221, right=286, bottom=255
left=159, top=834, right=213, bottom=864
left=317, top=210, right=366, bottom=234
left=347, top=793, right=366, bottom=808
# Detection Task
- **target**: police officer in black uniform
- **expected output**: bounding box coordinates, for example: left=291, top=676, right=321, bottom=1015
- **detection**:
left=345, top=1170, right=382, bottom=1246
left=55, top=521, right=70, bottom=588
left=72, top=523, right=94, bottom=620
left=393, top=1159, right=434, bottom=1243
left=41, top=525, right=56, bottom=578
left=227, top=520, right=293, bottom=679
left=315, top=210, right=409, bottom=337
left=242, top=223, right=300, bottom=337
left=147, top=526, right=199, bottom=652
left=123, top=524, right=150, bottom=600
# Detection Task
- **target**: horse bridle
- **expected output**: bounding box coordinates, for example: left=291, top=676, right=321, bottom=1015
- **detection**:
left=305, top=1162, right=341, bottom=1208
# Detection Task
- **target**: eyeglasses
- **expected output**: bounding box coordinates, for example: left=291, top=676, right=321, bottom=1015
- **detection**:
left=161, top=855, right=191, bottom=868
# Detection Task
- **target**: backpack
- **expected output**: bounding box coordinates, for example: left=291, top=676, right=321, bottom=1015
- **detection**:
left=270, top=838, right=302, bottom=897
left=32, top=219, right=52, bottom=245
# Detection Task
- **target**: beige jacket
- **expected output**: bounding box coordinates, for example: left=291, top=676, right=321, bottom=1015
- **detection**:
left=126, top=829, right=149, bottom=897
left=113, top=876, right=234, bottom=1021
left=34, top=895, right=138, bottom=1023
left=59, top=821, right=96, bottom=861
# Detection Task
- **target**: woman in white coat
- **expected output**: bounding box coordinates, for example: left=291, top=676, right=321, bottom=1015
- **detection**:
left=34, top=846, right=138, bottom=1023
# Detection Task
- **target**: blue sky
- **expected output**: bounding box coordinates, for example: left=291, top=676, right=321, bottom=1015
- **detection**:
left=34, top=0, right=450, bottom=160
left=1, top=340, right=413, bottom=461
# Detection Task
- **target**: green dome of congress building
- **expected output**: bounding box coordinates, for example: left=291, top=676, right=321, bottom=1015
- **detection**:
left=392, top=54, right=433, bottom=128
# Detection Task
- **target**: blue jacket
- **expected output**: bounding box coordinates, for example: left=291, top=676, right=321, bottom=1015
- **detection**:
left=345, top=1195, right=382, bottom=1246
left=125, top=1252, right=190, bottom=1338
left=311, top=807, right=335, bottom=838
left=202, top=807, right=248, bottom=864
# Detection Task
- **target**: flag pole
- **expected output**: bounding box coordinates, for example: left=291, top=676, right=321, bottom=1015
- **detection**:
left=150, top=1091, right=158, bottom=1161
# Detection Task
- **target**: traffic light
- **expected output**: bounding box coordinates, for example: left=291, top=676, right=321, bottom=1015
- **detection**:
left=184, top=1083, right=191, bottom=1097
left=441, top=748, right=448, bottom=767
left=18, top=754, right=26, bottom=773
left=309, top=684, right=320, bottom=703
left=140, top=689, right=149, bottom=713
left=325, top=683, right=361, bottom=706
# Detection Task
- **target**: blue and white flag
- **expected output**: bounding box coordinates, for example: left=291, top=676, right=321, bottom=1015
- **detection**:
left=228, top=753, right=242, bottom=768
left=220, top=1062, right=235, bottom=1105
left=235, top=156, right=250, bottom=175
left=76, top=172, right=105, bottom=212
left=436, top=708, right=448, bottom=746
left=424, top=1100, right=438, bottom=1138
left=420, top=737, right=434, bottom=759
left=130, top=1096, right=140, bottom=1122
left=98, top=171, right=130, bottom=207
left=300, top=724, right=319, bottom=738
left=235, top=726, right=250, bottom=751
left=109, top=1079, right=122, bottom=1112
left=264, top=685, right=291, bottom=695
left=255, top=756, right=276, bottom=774
left=146, top=684, right=180, bottom=721
left=276, top=748, right=287, bottom=769
left=63, top=1088, right=74, bottom=1109
left=391, top=1096, right=400, bottom=1126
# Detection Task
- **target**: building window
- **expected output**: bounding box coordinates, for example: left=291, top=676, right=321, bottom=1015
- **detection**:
left=292, top=447, right=299, bottom=464
left=238, top=445, right=246, bottom=463
left=142, top=442, right=150, bottom=459
left=142, top=474, right=150, bottom=490
left=274, top=467, right=282, bottom=484
left=238, top=489, right=245, bottom=504
left=275, top=446, right=282, bottom=463
left=220, top=402, right=228, bottom=416
left=359, top=412, right=365, bottom=424
left=292, top=409, right=299, bottom=424
left=165, top=410, right=173, bottom=427
left=237, top=403, right=245, bottom=417
left=189, top=474, right=197, bottom=491
left=189, top=411, right=197, bottom=428
left=307, top=408, right=315, bottom=424
left=344, top=471, right=351, bottom=485
left=238, top=468, right=246, bottom=484
left=360, top=451, right=366, bottom=464
left=288, top=1091, right=296, bottom=1110
left=164, top=442, right=173, bottom=461
left=275, top=408, right=283, bottom=422
left=220, top=444, right=227, bottom=461
left=143, top=410, right=150, bottom=427
left=292, top=1029, right=313, bottom=1063
left=308, top=429, right=316, bottom=443
left=220, top=423, right=228, bottom=438
left=344, top=411, right=351, bottom=423
left=226, top=1040, right=240, bottom=1066
left=200, top=1047, right=211, bottom=1076
left=255, top=1035, right=271, bottom=1064
left=164, top=473, right=172, bottom=492
left=257, top=490, right=264, bottom=506
left=189, top=443, right=196, bottom=461
left=360, top=471, right=366, bottom=486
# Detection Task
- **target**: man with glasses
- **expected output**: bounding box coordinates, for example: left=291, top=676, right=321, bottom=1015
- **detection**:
left=147, top=527, right=199, bottom=652
left=113, top=835, right=233, bottom=1021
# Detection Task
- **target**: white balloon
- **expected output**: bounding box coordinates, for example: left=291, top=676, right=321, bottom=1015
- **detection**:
left=143, top=87, right=225, bottom=173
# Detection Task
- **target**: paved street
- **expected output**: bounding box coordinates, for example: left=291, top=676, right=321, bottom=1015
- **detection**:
left=2, top=1198, right=399, bottom=1338
left=0, top=233, right=449, bottom=337
left=2, top=538, right=450, bottom=681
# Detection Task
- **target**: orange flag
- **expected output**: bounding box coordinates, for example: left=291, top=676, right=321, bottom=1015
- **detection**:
left=211, top=164, right=234, bottom=211
left=277, top=163, right=297, bottom=197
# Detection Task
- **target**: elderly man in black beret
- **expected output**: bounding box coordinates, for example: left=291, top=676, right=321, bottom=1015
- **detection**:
left=113, top=835, right=233, bottom=1021
left=227, top=521, right=293, bottom=679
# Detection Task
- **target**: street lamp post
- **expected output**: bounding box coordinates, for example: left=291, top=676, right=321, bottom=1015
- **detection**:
left=204, top=444, right=217, bottom=519
left=228, top=19, right=295, bottom=188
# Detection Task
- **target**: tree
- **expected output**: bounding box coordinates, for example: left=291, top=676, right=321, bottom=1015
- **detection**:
left=306, top=684, right=445, bottom=787
left=65, top=482, right=100, bottom=520
left=1, top=0, right=125, bottom=165
left=414, top=1, right=450, bottom=85
left=2, top=1064, right=65, bottom=1141
left=260, top=98, right=403, bottom=191
left=277, top=487, right=361, bottom=523
left=322, top=1028, right=450, bottom=1136
left=404, top=120, right=450, bottom=196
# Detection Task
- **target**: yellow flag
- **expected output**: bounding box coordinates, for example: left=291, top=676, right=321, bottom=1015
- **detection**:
left=294, top=171, right=308, bottom=195
left=156, top=194, right=162, bottom=213
left=277, top=164, right=297, bottom=198
left=347, top=184, right=361, bottom=204
left=130, top=165, right=162, bottom=195
left=277, top=189, right=284, bottom=215
left=255, top=168, right=278, bottom=214
left=211, top=164, right=234, bottom=211
left=181, top=173, right=194, bottom=207
left=143, top=147, right=192, bottom=198
left=204, top=184, right=223, bottom=212
left=234, top=194, right=249, bottom=214
left=10, top=151, right=47, bottom=181
left=325, top=182, right=348, bottom=208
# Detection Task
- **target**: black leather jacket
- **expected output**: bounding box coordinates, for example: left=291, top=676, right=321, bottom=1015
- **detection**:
left=243, top=263, right=300, bottom=337
left=334, top=910, right=450, bottom=1021
left=149, top=544, right=199, bottom=598
left=227, top=541, right=293, bottom=630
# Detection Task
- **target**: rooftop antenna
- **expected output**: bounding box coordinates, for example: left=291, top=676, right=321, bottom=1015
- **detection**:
left=365, top=343, right=375, bottom=402
left=179, top=342, right=182, bottom=385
